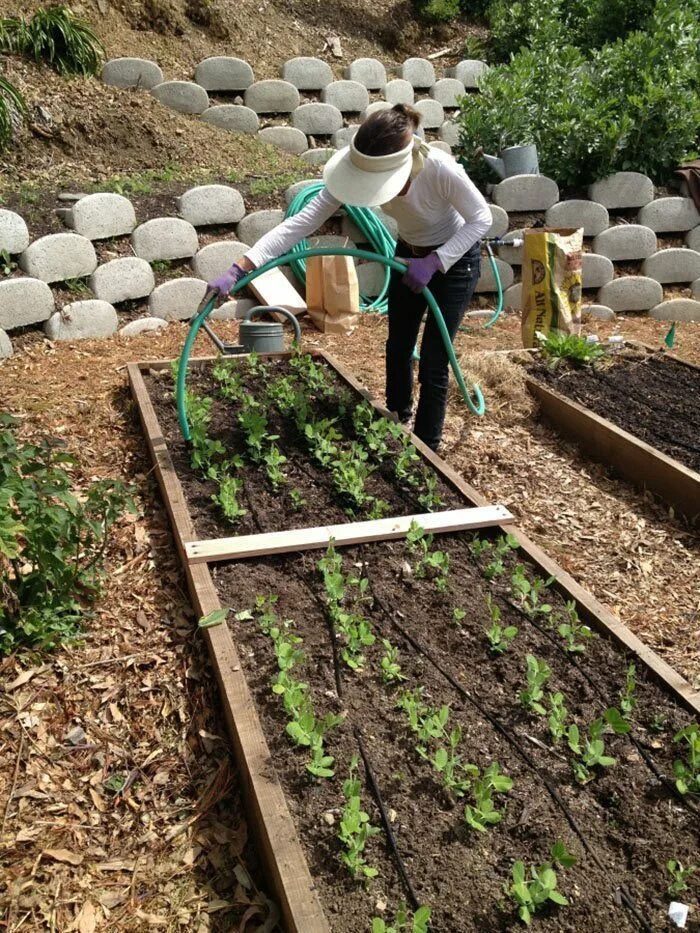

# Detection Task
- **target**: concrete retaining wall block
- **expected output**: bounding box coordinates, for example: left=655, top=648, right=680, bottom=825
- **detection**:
left=237, top=210, right=285, bottom=244
left=487, top=205, right=509, bottom=239
left=321, top=80, right=369, bottom=113
left=414, top=99, right=444, bottom=130
left=201, top=104, right=259, bottom=134
left=332, top=126, right=359, bottom=148
left=0, top=209, right=30, bottom=254
left=356, top=262, right=385, bottom=297
left=67, top=193, right=137, bottom=240
left=362, top=101, right=392, bottom=121
left=195, top=57, right=254, bottom=91
left=149, top=278, right=207, bottom=320
left=582, top=253, right=614, bottom=288
left=497, top=230, right=525, bottom=265
left=284, top=180, right=322, bottom=206
left=597, top=276, right=663, bottom=312
left=649, top=298, right=700, bottom=322
left=429, top=78, right=466, bottom=108
left=587, top=172, right=654, bottom=209
left=19, top=233, right=97, bottom=283
left=476, top=257, right=514, bottom=293
left=492, top=174, right=559, bottom=212
left=383, top=79, right=414, bottom=105
left=429, top=141, right=451, bottom=154
left=438, top=121, right=460, bottom=148
left=642, top=248, right=700, bottom=284
left=638, top=197, right=700, bottom=233
left=44, top=300, right=118, bottom=340
left=212, top=297, right=258, bottom=320
left=447, top=60, right=488, bottom=88
left=282, top=57, right=333, bottom=90
left=545, top=199, right=609, bottom=237
left=131, top=218, right=199, bottom=262
left=0, top=328, right=11, bottom=358
left=341, top=207, right=398, bottom=241
left=686, top=226, right=700, bottom=252
left=102, top=58, right=163, bottom=90
left=259, top=126, right=308, bottom=154
left=151, top=81, right=209, bottom=114
left=300, top=148, right=335, bottom=166
left=0, top=278, right=54, bottom=330
left=503, top=282, right=522, bottom=309
left=192, top=241, right=250, bottom=281
left=399, top=58, right=435, bottom=88
left=177, top=185, right=246, bottom=226
left=292, top=102, right=343, bottom=135
left=593, top=224, right=657, bottom=261
left=244, top=80, right=300, bottom=114
left=89, top=257, right=155, bottom=303
left=345, top=58, right=387, bottom=90
left=582, top=304, right=616, bottom=321
left=119, top=317, right=169, bottom=336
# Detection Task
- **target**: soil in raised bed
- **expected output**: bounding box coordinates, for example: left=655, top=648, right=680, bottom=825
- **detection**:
left=212, top=527, right=700, bottom=933
left=144, top=356, right=464, bottom=542
left=530, top=350, right=700, bottom=474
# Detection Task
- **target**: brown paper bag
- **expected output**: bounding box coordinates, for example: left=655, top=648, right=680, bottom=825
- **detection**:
left=306, top=253, right=360, bottom=335
left=521, top=227, right=583, bottom=348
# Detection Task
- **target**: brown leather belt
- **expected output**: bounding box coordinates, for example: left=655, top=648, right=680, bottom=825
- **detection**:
left=397, top=239, right=442, bottom=258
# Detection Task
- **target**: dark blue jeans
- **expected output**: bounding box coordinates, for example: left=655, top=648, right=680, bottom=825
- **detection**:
left=386, top=244, right=481, bottom=450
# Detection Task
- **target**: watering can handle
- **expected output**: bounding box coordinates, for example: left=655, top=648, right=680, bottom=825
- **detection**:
left=243, top=305, right=302, bottom=343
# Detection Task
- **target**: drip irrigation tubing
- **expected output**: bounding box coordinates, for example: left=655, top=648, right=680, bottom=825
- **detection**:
left=503, top=594, right=700, bottom=820
left=365, top=576, right=655, bottom=932
left=176, top=247, right=485, bottom=442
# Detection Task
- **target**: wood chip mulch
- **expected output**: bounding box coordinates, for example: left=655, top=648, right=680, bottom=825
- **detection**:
left=0, top=311, right=698, bottom=931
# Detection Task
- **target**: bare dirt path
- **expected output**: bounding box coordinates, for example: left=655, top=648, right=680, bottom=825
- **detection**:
left=0, top=311, right=698, bottom=931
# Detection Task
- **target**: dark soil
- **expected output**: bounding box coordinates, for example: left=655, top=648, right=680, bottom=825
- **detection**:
left=212, top=531, right=700, bottom=932
left=531, top=350, right=700, bottom=474
left=145, top=356, right=464, bottom=541
left=140, top=355, right=700, bottom=932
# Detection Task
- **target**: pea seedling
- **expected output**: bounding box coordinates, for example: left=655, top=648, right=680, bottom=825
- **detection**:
left=567, top=719, right=616, bottom=784
left=672, top=723, right=700, bottom=795
left=212, top=475, right=246, bottom=523
left=667, top=860, right=697, bottom=896
left=485, top=595, right=518, bottom=654
left=507, top=842, right=576, bottom=926
left=557, top=601, right=594, bottom=654
left=372, top=905, right=432, bottom=933
left=405, top=521, right=450, bottom=591
left=464, top=762, right=513, bottom=832
left=263, top=444, right=287, bottom=490
left=483, top=533, right=520, bottom=580
left=422, top=724, right=479, bottom=799
left=381, top=639, right=406, bottom=684
left=452, top=606, right=467, bottom=627
left=338, top=755, right=380, bottom=880
left=547, top=692, right=569, bottom=744
left=417, top=472, right=444, bottom=512
left=511, top=566, right=554, bottom=620
left=519, top=655, right=552, bottom=716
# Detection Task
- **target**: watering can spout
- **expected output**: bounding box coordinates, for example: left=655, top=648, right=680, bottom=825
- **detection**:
left=480, top=152, right=507, bottom=179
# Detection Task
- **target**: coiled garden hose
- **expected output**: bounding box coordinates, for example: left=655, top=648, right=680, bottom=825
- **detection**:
left=176, top=246, right=486, bottom=442
left=285, top=181, right=396, bottom=313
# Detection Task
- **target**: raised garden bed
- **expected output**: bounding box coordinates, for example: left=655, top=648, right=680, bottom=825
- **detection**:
left=129, top=350, right=700, bottom=933
left=527, top=347, right=700, bottom=524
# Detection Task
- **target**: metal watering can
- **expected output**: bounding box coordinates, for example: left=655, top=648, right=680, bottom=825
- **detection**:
left=479, top=144, right=539, bottom=179
left=202, top=305, right=301, bottom=356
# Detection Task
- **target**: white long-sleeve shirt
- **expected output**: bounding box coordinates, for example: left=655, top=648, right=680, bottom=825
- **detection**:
left=246, top=148, right=492, bottom=272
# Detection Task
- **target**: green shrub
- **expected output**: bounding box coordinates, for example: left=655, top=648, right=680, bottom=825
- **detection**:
left=458, top=0, right=700, bottom=185
left=0, top=6, right=104, bottom=77
left=0, top=416, right=134, bottom=653
left=412, top=0, right=460, bottom=22
left=0, top=76, right=26, bottom=150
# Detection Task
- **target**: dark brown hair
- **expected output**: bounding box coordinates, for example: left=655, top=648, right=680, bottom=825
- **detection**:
left=354, top=103, right=422, bottom=156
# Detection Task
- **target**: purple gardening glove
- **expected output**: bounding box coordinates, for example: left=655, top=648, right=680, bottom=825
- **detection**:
left=207, top=262, right=247, bottom=300
left=402, top=253, right=442, bottom=294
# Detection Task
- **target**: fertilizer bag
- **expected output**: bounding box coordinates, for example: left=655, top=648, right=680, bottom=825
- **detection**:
left=521, top=228, right=583, bottom=348
left=306, top=253, right=360, bottom=335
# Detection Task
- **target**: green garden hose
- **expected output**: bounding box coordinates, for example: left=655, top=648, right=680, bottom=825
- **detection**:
left=176, top=246, right=486, bottom=442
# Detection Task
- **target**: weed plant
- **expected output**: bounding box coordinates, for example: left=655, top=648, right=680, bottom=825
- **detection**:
left=0, top=76, right=26, bottom=150
left=1, top=6, right=105, bottom=76
left=539, top=332, right=606, bottom=369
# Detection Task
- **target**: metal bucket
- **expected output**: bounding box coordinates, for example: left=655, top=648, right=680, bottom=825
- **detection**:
left=239, top=305, right=301, bottom=353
